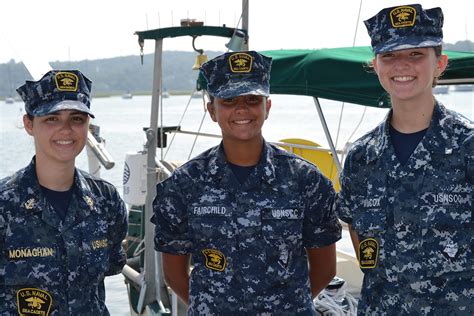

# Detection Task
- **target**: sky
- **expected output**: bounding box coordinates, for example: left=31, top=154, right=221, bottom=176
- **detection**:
left=0, top=0, right=472, bottom=68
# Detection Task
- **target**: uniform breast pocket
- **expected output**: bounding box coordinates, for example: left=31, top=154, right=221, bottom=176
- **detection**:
left=421, top=206, right=473, bottom=277
left=188, top=205, right=234, bottom=241
left=83, top=234, right=110, bottom=282
left=4, top=254, right=62, bottom=287
left=260, top=207, right=303, bottom=242
left=352, top=209, right=386, bottom=238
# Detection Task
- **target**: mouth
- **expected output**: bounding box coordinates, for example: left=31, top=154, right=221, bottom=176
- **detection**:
left=392, top=76, right=415, bottom=82
left=54, top=140, right=74, bottom=145
left=233, top=119, right=252, bottom=125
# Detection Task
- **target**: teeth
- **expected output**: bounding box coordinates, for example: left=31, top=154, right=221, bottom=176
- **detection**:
left=55, top=140, right=73, bottom=145
left=393, top=76, right=414, bottom=82
left=234, top=120, right=251, bottom=125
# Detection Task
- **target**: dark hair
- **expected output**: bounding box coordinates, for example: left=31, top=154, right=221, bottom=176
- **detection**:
left=432, top=45, right=444, bottom=87
left=26, top=113, right=34, bottom=121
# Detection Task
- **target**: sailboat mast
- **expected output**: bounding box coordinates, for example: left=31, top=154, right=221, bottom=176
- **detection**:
left=242, top=0, right=249, bottom=50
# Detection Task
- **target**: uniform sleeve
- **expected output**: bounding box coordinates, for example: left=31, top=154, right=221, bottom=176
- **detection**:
left=335, top=151, right=356, bottom=224
left=105, top=188, right=128, bottom=276
left=0, top=199, right=6, bottom=311
left=151, top=174, right=193, bottom=255
left=303, top=169, right=341, bottom=248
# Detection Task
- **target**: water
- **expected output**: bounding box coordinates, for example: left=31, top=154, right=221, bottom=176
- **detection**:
left=0, top=93, right=472, bottom=315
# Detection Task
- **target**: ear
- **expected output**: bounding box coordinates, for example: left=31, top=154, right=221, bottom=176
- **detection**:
left=206, top=102, right=217, bottom=122
left=264, top=98, right=272, bottom=120
left=371, top=57, right=378, bottom=74
left=23, top=115, right=34, bottom=136
left=435, top=54, right=448, bottom=77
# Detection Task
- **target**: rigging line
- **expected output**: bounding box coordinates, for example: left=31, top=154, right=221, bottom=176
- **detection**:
left=163, top=90, right=196, bottom=159
left=187, top=95, right=208, bottom=160
left=343, top=0, right=368, bottom=145
left=226, top=0, right=248, bottom=53
left=331, top=0, right=364, bottom=178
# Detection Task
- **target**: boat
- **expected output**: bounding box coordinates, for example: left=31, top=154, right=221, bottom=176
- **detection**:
left=454, top=84, right=474, bottom=92
left=5, top=96, right=14, bottom=104
left=122, top=91, right=134, bottom=99
left=433, top=85, right=449, bottom=94
left=118, top=3, right=474, bottom=315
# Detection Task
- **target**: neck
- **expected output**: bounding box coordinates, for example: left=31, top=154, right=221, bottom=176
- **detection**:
left=35, top=156, right=75, bottom=191
left=390, top=95, right=435, bottom=133
left=222, top=137, right=264, bottom=166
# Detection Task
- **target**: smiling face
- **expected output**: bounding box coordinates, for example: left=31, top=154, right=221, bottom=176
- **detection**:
left=24, top=110, right=89, bottom=167
left=373, top=47, right=448, bottom=106
left=207, top=95, right=271, bottom=145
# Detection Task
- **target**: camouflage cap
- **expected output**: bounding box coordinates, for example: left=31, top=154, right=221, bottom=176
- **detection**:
left=200, top=51, right=272, bottom=99
left=17, top=70, right=94, bottom=118
left=364, top=4, right=443, bottom=54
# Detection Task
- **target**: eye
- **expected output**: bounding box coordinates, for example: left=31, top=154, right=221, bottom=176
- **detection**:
left=71, top=115, right=87, bottom=123
left=221, top=98, right=237, bottom=106
left=45, top=116, right=59, bottom=122
left=246, top=95, right=262, bottom=105
left=380, top=53, right=394, bottom=59
left=409, top=51, right=424, bottom=57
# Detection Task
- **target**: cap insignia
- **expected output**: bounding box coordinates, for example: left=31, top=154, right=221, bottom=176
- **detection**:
left=390, top=6, right=416, bottom=28
left=229, top=53, right=253, bottom=73
left=54, top=72, right=79, bottom=92
left=202, top=248, right=227, bottom=271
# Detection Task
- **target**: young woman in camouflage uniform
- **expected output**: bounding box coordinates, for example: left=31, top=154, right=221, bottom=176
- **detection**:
left=152, top=51, right=341, bottom=315
left=337, top=4, right=473, bottom=315
left=0, top=70, right=127, bottom=315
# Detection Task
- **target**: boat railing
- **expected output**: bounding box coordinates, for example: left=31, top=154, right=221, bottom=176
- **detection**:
left=165, top=128, right=347, bottom=155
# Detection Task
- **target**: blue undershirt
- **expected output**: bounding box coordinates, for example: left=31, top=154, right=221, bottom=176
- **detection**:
left=227, top=162, right=256, bottom=184
left=40, top=185, right=74, bottom=220
left=389, top=125, right=428, bottom=165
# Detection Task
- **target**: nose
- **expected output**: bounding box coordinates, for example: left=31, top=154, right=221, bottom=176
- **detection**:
left=234, top=98, right=249, bottom=112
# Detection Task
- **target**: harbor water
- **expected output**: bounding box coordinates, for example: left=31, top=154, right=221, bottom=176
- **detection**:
left=1, top=92, right=472, bottom=315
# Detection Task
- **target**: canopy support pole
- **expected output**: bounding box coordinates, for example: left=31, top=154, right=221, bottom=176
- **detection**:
left=313, top=97, right=343, bottom=173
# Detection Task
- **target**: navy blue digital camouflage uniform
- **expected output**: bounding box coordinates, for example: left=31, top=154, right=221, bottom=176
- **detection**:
left=153, top=141, right=341, bottom=315
left=337, top=5, right=473, bottom=314
left=337, top=102, right=473, bottom=315
left=337, top=5, right=474, bottom=315
left=152, top=51, right=341, bottom=315
left=0, top=70, right=127, bottom=315
left=0, top=159, right=128, bottom=315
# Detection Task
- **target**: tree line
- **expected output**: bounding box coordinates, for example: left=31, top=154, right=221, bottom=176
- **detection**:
left=1, top=40, right=473, bottom=99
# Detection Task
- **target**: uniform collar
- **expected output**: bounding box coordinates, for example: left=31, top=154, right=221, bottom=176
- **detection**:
left=18, top=157, right=97, bottom=229
left=206, top=140, right=277, bottom=188
left=366, top=101, right=453, bottom=164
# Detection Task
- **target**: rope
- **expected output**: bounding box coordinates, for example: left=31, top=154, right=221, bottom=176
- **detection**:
left=314, top=277, right=358, bottom=315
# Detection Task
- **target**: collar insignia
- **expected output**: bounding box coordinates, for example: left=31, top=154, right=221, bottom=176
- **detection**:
left=23, top=198, right=37, bottom=210
left=359, top=238, right=379, bottom=269
left=17, top=288, right=52, bottom=316
left=84, top=196, right=94, bottom=208
left=202, top=249, right=227, bottom=272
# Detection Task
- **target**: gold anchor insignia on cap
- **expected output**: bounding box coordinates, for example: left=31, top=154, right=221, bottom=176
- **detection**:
left=23, top=198, right=37, bottom=210
left=84, top=196, right=94, bottom=208
left=390, top=6, right=416, bottom=28
left=228, top=53, right=253, bottom=73
left=54, top=72, right=79, bottom=92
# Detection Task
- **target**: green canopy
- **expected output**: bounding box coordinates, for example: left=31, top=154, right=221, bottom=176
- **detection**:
left=262, top=47, right=474, bottom=108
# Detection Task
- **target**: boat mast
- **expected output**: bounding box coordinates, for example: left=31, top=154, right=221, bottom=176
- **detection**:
left=242, top=0, right=249, bottom=50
